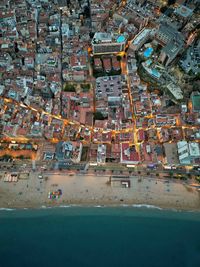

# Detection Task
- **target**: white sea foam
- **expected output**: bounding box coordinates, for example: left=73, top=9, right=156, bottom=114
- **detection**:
left=0, top=208, right=15, bottom=211
left=132, top=204, right=163, bottom=210
left=40, top=206, right=52, bottom=209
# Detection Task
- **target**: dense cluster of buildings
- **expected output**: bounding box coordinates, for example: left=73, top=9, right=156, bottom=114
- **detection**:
left=0, top=0, right=199, bottom=168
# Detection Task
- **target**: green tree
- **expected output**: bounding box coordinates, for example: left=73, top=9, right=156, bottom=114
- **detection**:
left=1, top=154, right=12, bottom=161
left=81, top=83, right=90, bottom=92
left=93, top=111, right=106, bottom=120
left=63, top=84, right=76, bottom=92
left=116, top=55, right=121, bottom=61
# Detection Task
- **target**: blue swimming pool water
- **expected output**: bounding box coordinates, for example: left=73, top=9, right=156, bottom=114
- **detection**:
left=151, top=68, right=161, bottom=78
left=144, top=47, right=153, bottom=58
left=117, top=35, right=125, bottom=43
left=146, top=59, right=152, bottom=66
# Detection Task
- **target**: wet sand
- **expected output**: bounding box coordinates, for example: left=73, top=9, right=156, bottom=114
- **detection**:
left=0, top=172, right=200, bottom=211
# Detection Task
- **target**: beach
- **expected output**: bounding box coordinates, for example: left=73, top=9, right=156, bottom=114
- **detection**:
left=0, top=172, right=200, bottom=210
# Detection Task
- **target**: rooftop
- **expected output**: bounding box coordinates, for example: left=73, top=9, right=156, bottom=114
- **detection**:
left=192, top=94, right=200, bottom=112
left=166, top=82, right=183, bottom=100
left=189, top=142, right=200, bottom=157
left=175, top=5, right=193, bottom=18
left=132, top=28, right=151, bottom=46
left=120, top=143, right=140, bottom=164
left=92, top=32, right=127, bottom=44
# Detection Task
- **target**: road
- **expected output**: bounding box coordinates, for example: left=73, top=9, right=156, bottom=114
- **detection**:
left=0, top=27, right=200, bottom=170
left=0, top=160, right=199, bottom=183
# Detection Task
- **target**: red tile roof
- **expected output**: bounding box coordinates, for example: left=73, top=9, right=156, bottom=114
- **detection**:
left=137, top=129, right=145, bottom=141
left=121, top=143, right=140, bottom=164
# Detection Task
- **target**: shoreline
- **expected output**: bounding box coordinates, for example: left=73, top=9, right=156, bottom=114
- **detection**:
left=1, top=194, right=200, bottom=212
left=1, top=204, right=200, bottom=213
left=0, top=172, right=200, bottom=212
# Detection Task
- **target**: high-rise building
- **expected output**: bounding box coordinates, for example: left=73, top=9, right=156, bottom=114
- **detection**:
left=156, top=23, right=184, bottom=66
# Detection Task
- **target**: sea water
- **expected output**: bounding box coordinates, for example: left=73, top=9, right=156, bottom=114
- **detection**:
left=0, top=206, right=200, bottom=267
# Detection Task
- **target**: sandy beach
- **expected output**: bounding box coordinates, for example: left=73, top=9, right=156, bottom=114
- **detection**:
left=0, top=172, right=200, bottom=211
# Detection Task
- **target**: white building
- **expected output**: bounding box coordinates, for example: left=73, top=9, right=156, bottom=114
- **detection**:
left=92, top=32, right=127, bottom=55
left=97, top=144, right=106, bottom=164
left=177, top=141, right=200, bottom=165
left=129, top=28, right=152, bottom=51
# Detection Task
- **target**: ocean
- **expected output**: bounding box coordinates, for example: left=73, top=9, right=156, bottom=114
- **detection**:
left=0, top=206, right=200, bottom=267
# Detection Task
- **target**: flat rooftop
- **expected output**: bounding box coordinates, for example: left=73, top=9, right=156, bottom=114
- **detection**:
left=189, top=142, right=200, bottom=157
left=132, top=28, right=151, bottom=46
left=175, top=5, right=193, bottom=18
left=192, top=94, right=200, bottom=112
left=92, top=32, right=127, bottom=44
left=93, top=33, right=112, bottom=43
left=166, top=82, right=183, bottom=100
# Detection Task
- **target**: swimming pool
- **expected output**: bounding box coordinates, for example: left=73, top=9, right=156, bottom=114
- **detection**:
left=144, top=47, right=153, bottom=58
left=145, top=59, right=152, bottom=66
left=151, top=69, right=161, bottom=79
left=117, top=35, right=125, bottom=43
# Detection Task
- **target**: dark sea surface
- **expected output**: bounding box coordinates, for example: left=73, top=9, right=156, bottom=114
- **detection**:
left=0, top=206, right=200, bottom=267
